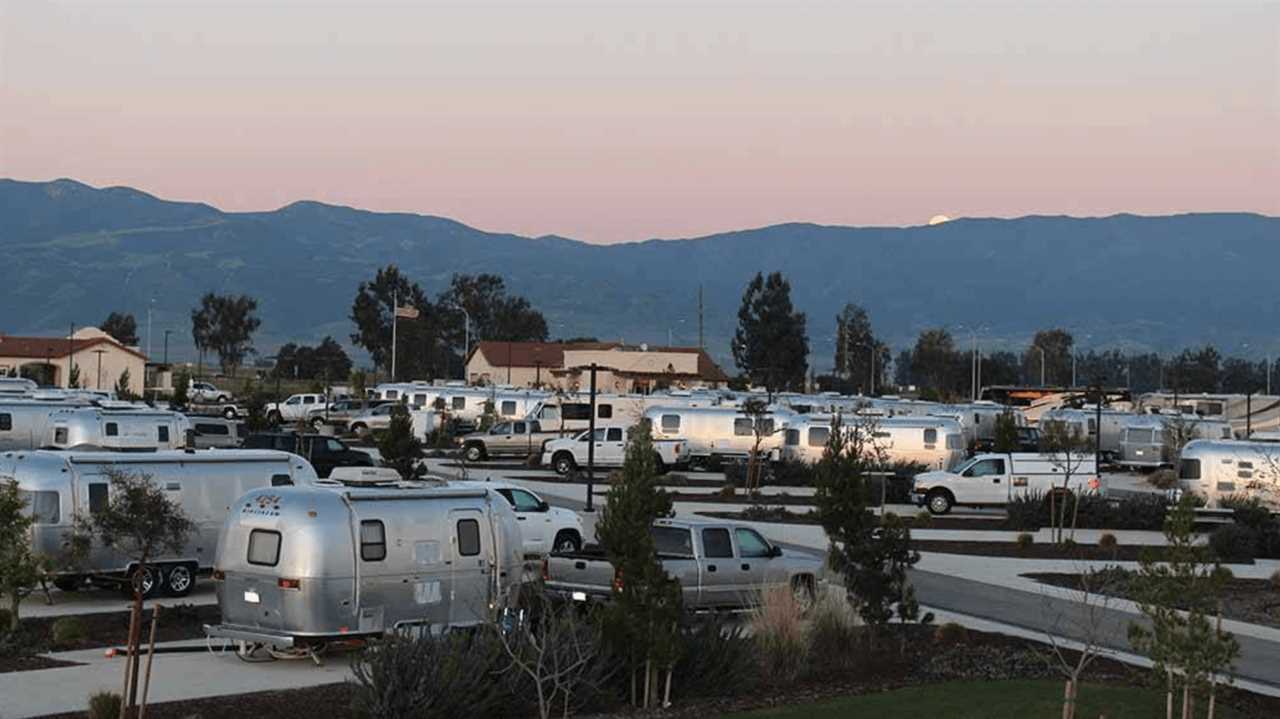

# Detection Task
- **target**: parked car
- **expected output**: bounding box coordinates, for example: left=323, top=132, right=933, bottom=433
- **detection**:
left=912, top=451, right=1100, bottom=515
left=264, top=393, right=329, bottom=425
left=188, top=418, right=247, bottom=449
left=543, top=517, right=823, bottom=611
left=457, top=419, right=565, bottom=461
left=541, top=426, right=686, bottom=475
left=241, top=432, right=375, bottom=478
left=348, top=403, right=399, bottom=436
left=189, top=381, right=233, bottom=404
left=305, top=398, right=390, bottom=431
left=205, top=479, right=526, bottom=653
left=453, top=480, right=583, bottom=554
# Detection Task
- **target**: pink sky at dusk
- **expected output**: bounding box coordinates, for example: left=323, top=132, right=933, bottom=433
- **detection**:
left=2, top=0, right=1277, bottom=243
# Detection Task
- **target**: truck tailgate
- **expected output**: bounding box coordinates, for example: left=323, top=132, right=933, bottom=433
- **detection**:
left=544, top=552, right=615, bottom=601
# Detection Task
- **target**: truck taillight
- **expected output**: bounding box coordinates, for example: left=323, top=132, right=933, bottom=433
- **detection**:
left=541, top=558, right=550, bottom=582
left=612, top=568, right=624, bottom=593
left=278, top=578, right=302, bottom=590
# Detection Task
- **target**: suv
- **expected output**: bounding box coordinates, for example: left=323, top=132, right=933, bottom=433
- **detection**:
left=264, top=393, right=329, bottom=425
left=306, top=399, right=390, bottom=432
left=188, top=381, right=232, bottom=404
left=348, top=403, right=400, bottom=436
left=242, top=432, right=375, bottom=478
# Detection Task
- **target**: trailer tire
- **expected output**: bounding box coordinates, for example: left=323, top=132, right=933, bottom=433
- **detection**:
left=553, top=530, right=582, bottom=554
left=163, top=563, right=196, bottom=597
left=464, top=443, right=487, bottom=462
left=126, top=565, right=163, bottom=599
left=52, top=576, right=83, bottom=592
left=553, top=452, right=577, bottom=476
left=926, top=489, right=954, bottom=515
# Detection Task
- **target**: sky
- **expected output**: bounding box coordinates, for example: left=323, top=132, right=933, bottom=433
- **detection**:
left=2, top=0, right=1277, bottom=243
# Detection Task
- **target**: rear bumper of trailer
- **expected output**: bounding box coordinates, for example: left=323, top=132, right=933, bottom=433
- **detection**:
left=203, top=623, right=296, bottom=648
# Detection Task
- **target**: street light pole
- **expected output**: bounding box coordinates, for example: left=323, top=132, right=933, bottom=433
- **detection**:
left=1037, top=346, right=1046, bottom=387
left=163, top=330, right=172, bottom=365
left=585, top=363, right=598, bottom=512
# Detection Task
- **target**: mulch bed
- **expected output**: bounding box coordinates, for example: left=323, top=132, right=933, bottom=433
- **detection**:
left=1027, top=572, right=1280, bottom=629
left=0, top=653, right=81, bottom=674
left=3, top=603, right=220, bottom=665
left=40, top=682, right=356, bottom=718
left=665, top=491, right=816, bottom=506
left=911, top=539, right=1255, bottom=563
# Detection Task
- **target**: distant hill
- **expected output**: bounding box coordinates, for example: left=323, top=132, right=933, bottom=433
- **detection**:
left=2, top=177, right=1277, bottom=368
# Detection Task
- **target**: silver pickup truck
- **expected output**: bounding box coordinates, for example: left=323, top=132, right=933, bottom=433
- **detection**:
left=458, top=419, right=565, bottom=461
left=543, top=517, right=824, bottom=611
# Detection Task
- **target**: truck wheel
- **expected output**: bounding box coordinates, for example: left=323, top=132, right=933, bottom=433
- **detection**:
left=216, top=395, right=229, bottom=404
left=223, top=406, right=237, bottom=420
left=553, top=452, right=576, bottom=476
left=351, top=423, right=368, bottom=437
left=465, top=444, right=486, bottom=462
left=52, top=575, right=83, bottom=592
left=310, top=416, right=325, bottom=431
left=926, top=490, right=953, bottom=515
left=164, top=563, right=196, bottom=597
left=552, top=531, right=582, bottom=554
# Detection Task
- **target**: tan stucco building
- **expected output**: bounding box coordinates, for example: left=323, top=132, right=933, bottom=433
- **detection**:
left=0, top=327, right=148, bottom=395
left=465, top=341, right=730, bottom=393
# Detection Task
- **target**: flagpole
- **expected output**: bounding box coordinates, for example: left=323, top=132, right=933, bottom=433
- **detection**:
left=391, top=290, right=398, bottom=381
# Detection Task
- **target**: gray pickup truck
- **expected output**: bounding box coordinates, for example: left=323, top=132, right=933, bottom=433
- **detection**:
left=458, top=419, right=563, bottom=461
left=543, top=517, right=824, bottom=611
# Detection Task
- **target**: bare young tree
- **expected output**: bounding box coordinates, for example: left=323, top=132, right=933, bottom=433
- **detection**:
left=1041, top=419, right=1093, bottom=544
left=496, top=596, right=616, bottom=719
left=740, top=398, right=785, bottom=495
left=1039, top=570, right=1114, bottom=719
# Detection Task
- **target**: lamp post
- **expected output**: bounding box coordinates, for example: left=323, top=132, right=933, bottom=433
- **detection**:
left=585, top=363, right=598, bottom=513
left=163, top=330, right=172, bottom=365
left=460, top=307, right=471, bottom=381
left=1037, top=346, right=1047, bottom=387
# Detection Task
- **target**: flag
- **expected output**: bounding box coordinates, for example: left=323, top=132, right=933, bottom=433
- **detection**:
left=395, top=305, right=420, bottom=319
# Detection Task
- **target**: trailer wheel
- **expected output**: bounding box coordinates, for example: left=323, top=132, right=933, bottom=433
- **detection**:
left=164, top=564, right=196, bottom=597
left=465, top=443, right=487, bottom=462
left=126, top=565, right=163, bottom=599
left=553, top=530, right=582, bottom=554
left=553, top=452, right=576, bottom=476
left=52, top=575, right=83, bottom=592
left=926, top=490, right=953, bottom=515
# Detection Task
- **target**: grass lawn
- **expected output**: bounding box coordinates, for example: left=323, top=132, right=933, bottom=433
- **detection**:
left=724, top=679, right=1248, bottom=719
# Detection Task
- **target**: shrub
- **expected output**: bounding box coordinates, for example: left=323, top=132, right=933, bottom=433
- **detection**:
left=741, top=505, right=791, bottom=522
left=1004, top=493, right=1047, bottom=531
left=1098, top=533, right=1118, bottom=551
left=749, top=584, right=808, bottom=686
left=1270, top=569, right=1280, bottom=590
left=1147, top=469, right=1179, bottom=490
left=663, top=473, right=690, bottom=487
left=51, top=617, right=87, bottom=644
left=723, top=460, right=747, bottom=487
left=806, top=589, right=862, bottom=673
left=87, top=691, right=122, bottom=719
left=1209, top=524, right=1257, bottom=562
left=1016, top=533, right=1035, bottom=551
left=1004, top=492, right=1168, bottom=532
left=349, top=629, right=512, bottom=719
left=1220, top=494, right=1280, bottom=559
left=0, top=609, right=11, bottom=634
left=933, top=622, right=968, bottom=644
left=770, top=459, right=815, bottom=487
left=717, top=483, right=736, bottom=498
left=913, top=510, right=933, bottom=528
left=673, top=615, right=757, bottom=699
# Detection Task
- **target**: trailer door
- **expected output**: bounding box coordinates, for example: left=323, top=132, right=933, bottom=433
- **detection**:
left=448, top=508, right=493, bottom=626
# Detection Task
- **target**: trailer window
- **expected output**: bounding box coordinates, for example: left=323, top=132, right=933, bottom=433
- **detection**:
left=651, top=527, right=694, bottom=558
left=105, top=422, right=119, bottom=437
left=270, top=474, right=294, bottom=487
left=923, top=428, right=938, bottom=444
left=247, top=530, right=282, bottom=567
left=1179, top=459, right=1201, bottom=480
left=88, top=483, right=109, bottom=514
left=0, top=413, right=10, bottom=431
left=385, top=390, right=399, bottom=400
left=539, top=405, right=560, bottom=422
left=660, top=414, right=680, bottom=433
left=1125, top=428, right=1154, bottom=443
left=701, top=528, right=734, bottom=559
left=157, top=426, right=170, bottom=443
left=413, top=393, right=428, bottom=407
left=18, top=490, right=59, bottom=524
left=451, top=397, right=466, bottom=410
left=196, top=423, right=229, bottom=436
left=501, top=401, right=517, bottom=416
left=54, top=427, right=68, bottom=445
left=946, top=434, right=963, bottom=450
left=563, top=404, right=591, bottom=421
left=756, top=419, right=775, bottom=436
left=808, top=427, right=830, bottom=448
left=597, top=404, right=613, bottom=419
left=734, top=418, right=753, bottom=436
left=360, top=520, right=387, bottom=561
left=456, top=519, right=481, bottom=557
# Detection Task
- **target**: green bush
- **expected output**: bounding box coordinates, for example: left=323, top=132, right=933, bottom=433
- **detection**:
left=87, top=691, right=122, bottom=719
left=51, top=616, right=88, bottom=644
left=1220, top=495, right=1280, bottom=559
left=0, top=608, right=11, bottom=633
left=1016, top=533, right=1035, bottom=551
left=673, top=615, right=758, bottom=699
left=913, top=510, right=934, bottom=528
left=1209, top=524, right=1257, bottom=562
left=1147, top=469, right=1179, bottom=490
left=1003, top=492, right=1168, bottom=532
left=768, top=459, right=815, bottom=487
left=741, top=505, right=792, bottom=522
left=806, top=590, right=862, bottom=673
left=717, top=483, right=736, bottom=498
left=663, top=473, right=690, bottom=487
left=349, top=629, right=513, bottom=719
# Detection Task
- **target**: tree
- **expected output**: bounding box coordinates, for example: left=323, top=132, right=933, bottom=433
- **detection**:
left=377, top=404, right=426, bottom=482
left=273, top=337, right=353, bottom=381
left=739, top=398, right=782, bottom=494
left=350, top=265, right=440, bottom=380
left=1040, top=418, right=1093, bottom=544
left=0, top=481, right=42, bottom=633
left=1220, top=357, right=1265, bottom=394
left=595, top=421, right=682, bottom=708
left=993, top=409, right=1021, bottom=453
left=982, top=350, right=1022, bottom=388
left=191, top=293, right=261, bottom=374
left=909, top=328, right=964, bottom=398
left=732, top=272, right=808, bottom=397
left=1023, top=329, right=1074, bottom=386
left=76, top=470, right=192, bottom=715
left=170, top=369, right=190, bottom=407
left=1040, top=571, right=1114, bottom=719
left=1129, top=496, right=1239, bottom=719
left=832, top=304, right=889, bottom=395
left=436, top=274, right=549, bottom=352
left=100, top=312, right=139, bottom=346
left=68, top=363, right=82, bottom=389
left=495, top=597, right=616, bottom=719
left=114, top=368, right=136, bottom=401
left=1169, top=345, right=1222, bottom=394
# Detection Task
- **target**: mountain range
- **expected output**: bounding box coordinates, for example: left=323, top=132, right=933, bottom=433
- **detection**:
left=2, top=177, right=1278, bottom=369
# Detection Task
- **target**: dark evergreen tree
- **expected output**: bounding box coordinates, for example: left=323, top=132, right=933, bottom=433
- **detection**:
left=191, top=293, right=261, bottom=374
left=832, top=303, right=889, bottom=395
left=1022, top=328, right=1074, bottom=386
left=99, top=312, right=139, bottom=346
left=377, top=404, right=426, bottom=482
left=731, top=272, right=808, bottom=397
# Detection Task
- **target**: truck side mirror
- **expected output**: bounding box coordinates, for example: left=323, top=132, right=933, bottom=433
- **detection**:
left=769, top=545, right=782, bottom=558
left=538, top=501, right=550, bottom=512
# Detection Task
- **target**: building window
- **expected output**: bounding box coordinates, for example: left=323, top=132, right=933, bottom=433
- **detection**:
left=360, top=520, right=387, bottom=561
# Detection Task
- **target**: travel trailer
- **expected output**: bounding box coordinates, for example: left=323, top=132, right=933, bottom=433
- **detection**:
left=44, top=406, right=190, bottom=451
left=0, top=398, right=97, bottom=451
left=1138, top=392, right=1280, bottom=437
left=781, top=415, right=966, bottom=470
left=205, top=472, right=525, bottom=655
left=1, top=449, right=319, bottom=597
left=1117, top=414, right=1235, bottom=468
left=644, top=405, right=799, bottom=464
left=1178, top=439, right=1280, bottom=508
left=1039, top=407, right=1138, bottom=461
left=0, top=377, right=38, bottom=396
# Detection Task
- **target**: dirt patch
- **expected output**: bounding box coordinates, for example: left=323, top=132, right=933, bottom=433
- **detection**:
left=1026, top=571, right=1280, bottom=629
left=17, top=604, right=220, bottom=655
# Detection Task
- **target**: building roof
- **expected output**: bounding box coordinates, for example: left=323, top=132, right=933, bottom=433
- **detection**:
left=468, top=341, right=730, bottom=382
left=0, top=335, right=148, bottom=361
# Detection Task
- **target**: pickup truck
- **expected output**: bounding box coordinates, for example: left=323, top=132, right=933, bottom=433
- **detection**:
left=543, top=517, right=823, bottom=611
left=541, top=426, right=686, bottom=475
left=912, top=451, right=1100, bottom=515
left=264, top=393, right=330, bottom=425
left=458, top=419, right=564, bottom=461
left=241, top=431, right=375, bottom=478
left=188, top=381, right=233, bottom=404
left=452, top=480, right=584, bottom=555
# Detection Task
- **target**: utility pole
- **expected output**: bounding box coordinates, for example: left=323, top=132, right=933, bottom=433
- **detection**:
left=697, top=286, right=704, bottom=350
left=163, top=330, right=172, bottom=365
left=1037, top=346, right=1046, bottom=387
left=390, top=290, right=398, bottom=382
left=94, top=349, right=106, bottom=390
left=869, top=344, right=876, bottom=397
left=1247, top=390, right=1253, bottom=438
left=68, top=323, right=76, bottom=388
left=585, top=363, right=598, bottom=512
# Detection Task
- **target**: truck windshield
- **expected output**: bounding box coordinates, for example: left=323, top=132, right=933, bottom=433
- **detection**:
left=951, top=458, right=976, bottom=475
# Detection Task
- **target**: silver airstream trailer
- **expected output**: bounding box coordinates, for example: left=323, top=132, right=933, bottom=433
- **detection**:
left=0, top=377, right=39, bottom=396
left=781, top=415, right=966, bottom=470
left=1178, top=439, right=1280, bottom=508
left=644, top=405, right=799, bottom=464
left=0, top=398, right=97, bottom=451
left=44, top=405, right=190, bottom=451
left=205, top=471, right=525, bottom=655
left=0, top=449, right=319, bottom=596
left=1118, top=414, right=1234, bottom=468
left=1040, top=407, right=1137, bottom=461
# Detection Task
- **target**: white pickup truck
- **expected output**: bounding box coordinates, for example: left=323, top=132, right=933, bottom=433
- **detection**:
left=912, top=452, right=1100, bottom=515
left=264, top=393, right=330, bottom=425
left=541, top=426, right=687, bottom=475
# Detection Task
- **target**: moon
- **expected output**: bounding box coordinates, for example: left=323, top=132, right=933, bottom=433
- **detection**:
left=928, top=214, right=952, bottom=226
